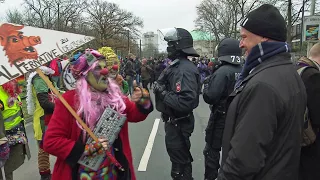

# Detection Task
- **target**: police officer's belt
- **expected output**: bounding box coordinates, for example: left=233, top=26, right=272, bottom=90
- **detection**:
left=167, top=114, right=191, bottom=124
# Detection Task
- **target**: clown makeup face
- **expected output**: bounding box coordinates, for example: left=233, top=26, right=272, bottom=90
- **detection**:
left=86, top=59, right=110, bottom=92
left=109, top=69, right=117, bottom=79
left=108, top=65, right=119, bottom=79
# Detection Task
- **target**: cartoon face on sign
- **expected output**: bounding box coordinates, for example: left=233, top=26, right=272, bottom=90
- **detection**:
left=0, top=23, right=41, bottom=66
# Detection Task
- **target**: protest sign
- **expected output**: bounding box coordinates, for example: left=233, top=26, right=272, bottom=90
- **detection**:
left=0, top=23, right=94, bottom=85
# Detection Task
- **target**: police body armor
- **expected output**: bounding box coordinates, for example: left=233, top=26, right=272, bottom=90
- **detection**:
left=155, top=59, right=180, bottom=118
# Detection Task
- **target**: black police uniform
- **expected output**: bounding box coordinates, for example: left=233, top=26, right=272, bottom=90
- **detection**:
left=202, top=38, right=243, bottom=180
left=154, top=28, right=200, bottom=180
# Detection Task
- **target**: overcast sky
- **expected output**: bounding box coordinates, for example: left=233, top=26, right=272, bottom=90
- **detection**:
left=0, top=0, right=200, bottom=51
left=106, top=0, right=200, bottom=49
left=0, top=0, right=199, bottom=32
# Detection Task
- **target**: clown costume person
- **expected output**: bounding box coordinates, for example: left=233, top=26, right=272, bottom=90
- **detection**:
left=43, top=49, right=153, bottom=180
left=109, top=65, right=129, bottom=95
left=27, top=66, right=57, bottom=180
left=0, top=80, right=31, bottom=180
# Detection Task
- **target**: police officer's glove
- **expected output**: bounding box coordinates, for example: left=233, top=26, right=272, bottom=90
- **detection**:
left=203, top=75, right=211, bottom=90
left=153, top=82, right=166, bottom=94
left=158, top=90, right=168, bottom=101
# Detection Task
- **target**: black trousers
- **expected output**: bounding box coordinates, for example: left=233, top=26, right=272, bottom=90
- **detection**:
left=299, top=139, right=320, bottom=180
left=164, top=113, right=194, bottom=179
left=203, top=109, right=226, bottom=180
left=142, top=79, right=149, bottom=91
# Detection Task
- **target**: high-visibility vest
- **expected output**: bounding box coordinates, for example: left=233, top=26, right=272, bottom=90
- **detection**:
left=0, top=86, right=23, bottom=130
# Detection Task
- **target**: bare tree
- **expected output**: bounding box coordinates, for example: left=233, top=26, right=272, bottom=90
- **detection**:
left=273, top=0, right=310, bottom=46
left=195, top=0, right=265, bottom=42
left=5, top=9, right=24, bottom=24
left=2, top=0, right=144, bottom=55
left=86, top=0, right=143, bottom=47
left=195, top=0, right=229, bottom=42
left=196, top=0, right=312, bottom=49
left=23, top=0, right=52, bottom=28
left=22, top=0, right=86, bottom=30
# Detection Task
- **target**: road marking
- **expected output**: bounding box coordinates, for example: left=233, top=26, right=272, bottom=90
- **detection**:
left=138, top=118, right=160, bottom=172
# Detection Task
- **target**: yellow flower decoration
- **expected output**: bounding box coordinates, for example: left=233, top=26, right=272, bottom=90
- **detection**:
left=98, top=47, right=120, bottom=71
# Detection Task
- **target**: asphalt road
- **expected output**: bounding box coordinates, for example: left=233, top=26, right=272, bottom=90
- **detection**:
left=14, top=93, right=211, bottom=180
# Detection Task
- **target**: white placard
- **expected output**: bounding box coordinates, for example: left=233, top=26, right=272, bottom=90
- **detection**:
left=0, top=23, right=94, bottom=85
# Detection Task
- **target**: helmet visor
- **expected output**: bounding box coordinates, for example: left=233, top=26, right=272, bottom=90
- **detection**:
left=159, top=28, right=180, bottom=42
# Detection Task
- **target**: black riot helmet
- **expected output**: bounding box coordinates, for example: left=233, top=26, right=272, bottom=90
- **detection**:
left=216, top=38, right=242, bottom=65
left=161, top=28, right=199, bottom=59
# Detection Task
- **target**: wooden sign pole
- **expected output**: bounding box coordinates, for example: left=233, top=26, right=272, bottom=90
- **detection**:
left=35, top=68, right=99, bottom=142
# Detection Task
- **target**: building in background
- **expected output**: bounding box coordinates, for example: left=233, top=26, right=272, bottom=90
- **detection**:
left=191, top=30, right=216, bottom=58
left=291, top=22, right=303, bottom=51
left=142, top=31, right=159, bottom=58
left=142, top=32, right=158, bottom=48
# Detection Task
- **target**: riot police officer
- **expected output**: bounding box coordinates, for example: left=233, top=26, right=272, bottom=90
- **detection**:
left=153, top=28, right=200, bottom=180
left=202, top=38, right=243, bottom=180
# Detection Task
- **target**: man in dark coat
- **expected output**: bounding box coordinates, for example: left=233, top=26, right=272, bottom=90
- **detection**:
left=298, top=44, right=320, bottom=180
left=125, top=53, right=136, bottom=95
left=218, top=4, right=307, bottom=180
left=154, top=59, right=166, bottom=81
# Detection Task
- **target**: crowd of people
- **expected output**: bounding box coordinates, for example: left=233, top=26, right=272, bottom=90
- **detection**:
left=116, top=55, right=221, bottom=96
left=0, top=3, right=319, bottom=180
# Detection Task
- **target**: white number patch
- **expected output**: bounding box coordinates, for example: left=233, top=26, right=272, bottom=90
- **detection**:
left=231, top=56, right=241, bottom=63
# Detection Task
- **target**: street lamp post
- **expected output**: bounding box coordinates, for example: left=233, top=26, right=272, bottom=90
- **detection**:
left=300, top=0, right=305, bottom=52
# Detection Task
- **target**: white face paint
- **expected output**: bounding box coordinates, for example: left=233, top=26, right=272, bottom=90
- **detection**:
left=109, top=74, right=117, bottom=79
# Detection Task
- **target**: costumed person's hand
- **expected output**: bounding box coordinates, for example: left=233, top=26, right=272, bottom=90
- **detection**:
left=131, top=87, right=143, bottom=102
left=115, top=75, right=124, bottom=86
left=83, top=140, right=105, bottom=157
left=98, top=138, right=109, bottom=150
left=132, top=87, right=151, bottom=107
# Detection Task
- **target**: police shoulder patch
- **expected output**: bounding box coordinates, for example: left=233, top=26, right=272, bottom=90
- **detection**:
left=176, top=81, right=181, bottom=92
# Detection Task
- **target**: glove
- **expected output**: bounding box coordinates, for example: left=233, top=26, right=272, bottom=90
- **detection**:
left=203, top=76, right=211, bottom=90
left=83, top=141, right=104, bottom=157
left=153, top=82, right=166, bottom=94
left=158, top=90, right=168, bottom=101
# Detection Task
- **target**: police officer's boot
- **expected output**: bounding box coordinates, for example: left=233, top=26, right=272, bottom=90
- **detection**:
left=183, top=163, right=194, bottom=180
left=171, top=163, right=185, bottom=180
left=203, top=145, right=219, bottom=180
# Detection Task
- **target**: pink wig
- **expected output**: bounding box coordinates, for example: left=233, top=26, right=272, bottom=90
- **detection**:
left=75, top=63, right=127, bottom=132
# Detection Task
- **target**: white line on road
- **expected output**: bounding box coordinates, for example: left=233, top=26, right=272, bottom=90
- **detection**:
left=138, top=118, right=160, bottom=172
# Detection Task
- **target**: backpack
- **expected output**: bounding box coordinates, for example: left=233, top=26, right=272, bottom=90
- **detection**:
left=298, top=66, right=318, bottom=147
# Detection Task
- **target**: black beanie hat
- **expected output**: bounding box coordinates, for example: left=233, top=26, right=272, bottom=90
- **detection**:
left=240, top=4, right=287, bottom=42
